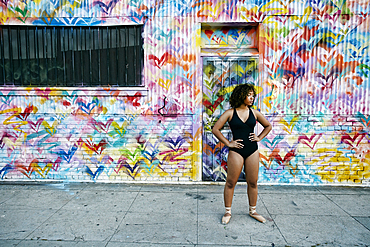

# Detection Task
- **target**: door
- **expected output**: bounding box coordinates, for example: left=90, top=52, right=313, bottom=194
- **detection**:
left=202, top=57, right=258, bottom=181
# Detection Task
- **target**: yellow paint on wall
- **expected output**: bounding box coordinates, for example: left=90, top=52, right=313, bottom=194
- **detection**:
left=158, top=78, right=172, bottom=91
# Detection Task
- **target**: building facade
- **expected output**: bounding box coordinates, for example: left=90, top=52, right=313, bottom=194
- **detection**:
left=0, top=0, right=369, bottom=185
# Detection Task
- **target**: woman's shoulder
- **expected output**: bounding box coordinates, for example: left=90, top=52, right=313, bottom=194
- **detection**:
left=251, top=108, right=268, bottom=119
left=222, top=108, right=234, bottom=119
left=225, top=108, right=235, bottom=115
left=250, top=107, right=261, bottom=117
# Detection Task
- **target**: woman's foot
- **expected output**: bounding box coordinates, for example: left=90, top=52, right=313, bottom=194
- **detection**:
left=221, top=207, right=232, bottom=224
left=221, top=212, right=231, bottom=224
left=249, top=206, right=266, bottom=223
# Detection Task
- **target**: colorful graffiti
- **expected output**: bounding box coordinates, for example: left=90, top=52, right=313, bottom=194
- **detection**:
left=202, top=56, right=259, bottom=181
left=0, top=0, right=369, bottom=185
left=0, top=90, right=193, bottom=181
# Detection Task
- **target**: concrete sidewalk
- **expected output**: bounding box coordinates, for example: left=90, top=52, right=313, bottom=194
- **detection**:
left=0, top=182, right=369, bottom=247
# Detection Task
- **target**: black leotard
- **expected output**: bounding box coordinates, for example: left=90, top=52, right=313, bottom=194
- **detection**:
left=228, top=107, right=258, bottom=160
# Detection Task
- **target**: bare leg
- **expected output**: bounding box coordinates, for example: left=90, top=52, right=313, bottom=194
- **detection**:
left=222, top=151, right=243, bottom=224
left=245, top=150, right=266, bottom=223
left=244, top=150, right=260, bottom=206
left=224, top=151, right=244, bottom=208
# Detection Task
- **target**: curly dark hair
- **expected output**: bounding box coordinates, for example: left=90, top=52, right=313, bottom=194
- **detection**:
left=229, top=83, right=256, bottom=108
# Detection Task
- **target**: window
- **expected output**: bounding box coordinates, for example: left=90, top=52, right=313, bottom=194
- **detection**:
left=0, top=25, right=144, bottom=87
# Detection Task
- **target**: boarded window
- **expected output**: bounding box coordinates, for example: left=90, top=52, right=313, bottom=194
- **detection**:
left=0, top=25, right=144, bottom=87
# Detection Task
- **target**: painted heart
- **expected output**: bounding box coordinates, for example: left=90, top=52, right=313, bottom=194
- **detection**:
left=90, top=118, right=114, bottom=133
left=42, top=120, right=59, bottom=136
left=85, top=165, right=105, bottom=180
left=159, top=148, right=188, bottom=163
left=111, top=121, right=128, bottom=137
left=260, top=148, right=296, bottom=168
left=148, top=52, right=174, bottom=69
left=260, top=135, right=284, bottom=151
left=0, top=164, right=13, bottom=179
left=315, top=72, right=336, bottom=89
left=357, top=112, right=370, bottom=128
left=158, top=78, right=172, bottom=91
left=84, top=139, right=108, bottom=155
left=93, top=0, right=120, bottom=15
left=61, top=91, right=78, bottom=105
left=141, top=158, right=162, bottom=175
left=30, top=159, right=54, bottom=178
left=211, top=165, right=228, bottom=181
left=119, top=147, right=143, bottom=163
left=95, top=155, right=114, bottom=166
left=13, top=6, right=29, bottom=23
left=57, top=144, right=78, bottom=163
left=142, top=143, right=161, bottom=160
left=56, top=112, right=69, bottom=122
left=298, top=133, right=322, bottom=149
left=114, top=156, right=141, bottom=179
left=121, top=114, right=138, bottom=123
left=114, top=156, right=128, bottom=173
left=124, top=92, right=142, bottom=107
left=163, top=136, right=186, bottom=151
left=279, top=115, right=300, bottom=134
left=50, top=157, right=62, bottom=171
left=15, top=162, right=35, bottom=178
left=272, top=149, right=296, bottom=166
left=259, top=152, right=273, bottom=168
left=0, top=91, right=15, bottom=105
left=0, top=131, right=18, bottom=150
left=203, top=95, right=224, bottom=113
left=28, top=118, right=44, bottom=132
left=76, top=98, right=99, bottom=114
left=17, top=105, right=36, bottom=121
left=341, top=133, right=366, bottom=148
left=35, top=88, right=51, bottom=99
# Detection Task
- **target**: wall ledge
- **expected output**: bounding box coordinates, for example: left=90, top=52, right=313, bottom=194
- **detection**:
left=0, top=87, right=149, bottom=97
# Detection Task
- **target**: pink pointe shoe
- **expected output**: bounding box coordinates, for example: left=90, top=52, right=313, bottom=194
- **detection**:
left=221, top=207, right=232, bottom=224
left=249, top=206, right=266, bottom=223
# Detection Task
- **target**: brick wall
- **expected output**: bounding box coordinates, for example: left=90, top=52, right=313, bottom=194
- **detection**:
left=258, top=114, right=370, bottom=185
left=0, top=1, right=369, bottom=186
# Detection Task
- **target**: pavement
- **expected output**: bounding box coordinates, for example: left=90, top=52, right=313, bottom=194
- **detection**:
left=0, top=182, right=370, bottom=247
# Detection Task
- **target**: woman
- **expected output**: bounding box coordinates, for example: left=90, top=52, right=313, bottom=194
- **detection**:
left=212, top=83, right=272, bottom=224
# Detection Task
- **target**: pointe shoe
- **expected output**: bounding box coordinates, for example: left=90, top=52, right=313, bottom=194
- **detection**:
left=249, top=206, right=266, bottom=223
left=221, top=212, right=231, bottom=225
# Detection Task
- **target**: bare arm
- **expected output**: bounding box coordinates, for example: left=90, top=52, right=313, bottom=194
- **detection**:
left=249, top=109, right=272, bottom=142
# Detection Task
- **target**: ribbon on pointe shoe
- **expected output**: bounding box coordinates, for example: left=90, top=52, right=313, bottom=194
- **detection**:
left=249, top=206, right=266, bottom=223
left=221, top=207, right=231, bottom=224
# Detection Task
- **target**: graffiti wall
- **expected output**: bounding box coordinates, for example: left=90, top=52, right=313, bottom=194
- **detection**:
left=0, top=0, right=369, bottom=185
